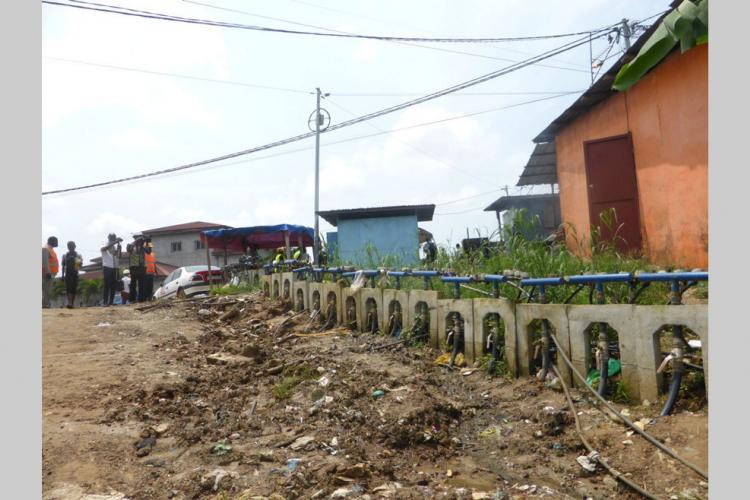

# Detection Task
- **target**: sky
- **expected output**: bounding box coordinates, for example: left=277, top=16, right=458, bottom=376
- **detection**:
left=42, top=0, right=663, bottom=264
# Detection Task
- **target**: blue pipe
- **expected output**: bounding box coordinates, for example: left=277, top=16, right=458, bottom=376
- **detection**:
left=565, top=273, right=632, bottom=284
left=634, top=271, right=708, bottom=282
left=521, top=277, right=565, bottom=287
left=483, top=274, right=508, bottom=283
left=440, top=276, right=473, bottom=283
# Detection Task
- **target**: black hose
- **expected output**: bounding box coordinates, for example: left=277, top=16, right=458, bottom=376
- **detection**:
left=660, top=368, right=682, bottom=417
left=547, top=331, right=708, bottom=479
left=449, top=333, right=461, bottom=368
left=539, top=320, right=551, bottom=380
left=597, top=326, right=609, bottom=396
left=551, top=364, right=660, bottom=500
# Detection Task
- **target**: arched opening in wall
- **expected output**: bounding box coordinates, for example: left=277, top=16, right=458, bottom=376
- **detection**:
left=653, top=325, right=705, bottom=411
left=413, top=301, right=430, bottom=339
left=527, top=319, right=558, bottom=377
left=254, top=274, right=260, bottom=287
left=444, top=312, right=465, bottom=364
left=283, top=279, right=291, bottom=299
left=295, top=288, right=305, bottom=312
left=345, top=296, right=357, bottom=330
left=365, top=298, right=379, bottom=333
left=387, top=300, right=403, bottom=337
left=325, top=292, right=338, bottom=326
left=583, top=323, right=622, bottom=397
left=263, top=282, right=270, bottom=296
left=482, top=313, right=506, bottom=367
left=272, top=280, right=280, bottom=299
left=311, top=291, right=321, bottom=313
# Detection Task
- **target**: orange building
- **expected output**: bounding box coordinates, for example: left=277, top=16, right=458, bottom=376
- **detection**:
left=520, top=21, right=707, bottom=269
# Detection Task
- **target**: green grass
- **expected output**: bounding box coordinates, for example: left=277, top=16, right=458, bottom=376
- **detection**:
left=272, top=376, right=300, bottom=401
left=209, top=283, right=259, bottom=296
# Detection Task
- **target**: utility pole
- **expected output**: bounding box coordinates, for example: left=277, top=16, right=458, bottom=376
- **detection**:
left=313, top=87, right=321, bottom=265
left=621, top=18, right=632, bottom=49
left=309, top=88, right=331, bottom=265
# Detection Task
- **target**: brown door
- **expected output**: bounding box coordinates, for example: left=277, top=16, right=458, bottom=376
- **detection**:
left=584, top=134, right=642, bottom=254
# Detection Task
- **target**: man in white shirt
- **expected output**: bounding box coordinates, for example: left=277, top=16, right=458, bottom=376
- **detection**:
left=100, top=233, right=122, bottom=306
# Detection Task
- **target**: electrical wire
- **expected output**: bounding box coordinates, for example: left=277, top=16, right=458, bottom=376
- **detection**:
left=180, top=0, right=591, bottom=73
left=42, top=32, right=602, bottom=196
left=44, top=0, right=619, bottom=43
left=42, top=34, right=593, bottom=196
left=287, top=0, right=593, bottom=70
left=42, top=92, right=581, bottom=197
left=324, top=97, right=496, bottom=184
left=43, top=56, right=314, bottom=94
left=332, top=90, right=585, bottom=97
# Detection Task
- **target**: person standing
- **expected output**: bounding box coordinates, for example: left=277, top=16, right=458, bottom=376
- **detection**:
left=61, top=241, right=82, bottom=309
left=120, top=269, right=131, bottom=304
left=101, top=233, right=122, bottom=306
left=143, top=243, right=156, bottom=301
left=127, top=239, right=145, bottom=303
left=42, top=236, right=59, bottom=308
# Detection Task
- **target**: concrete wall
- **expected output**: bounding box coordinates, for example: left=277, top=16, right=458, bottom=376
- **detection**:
left=382, top=289, right=410, bottom=337
left=336, top=215, right=419, bottom=266
left=408, top=290, right=439, bottom=348
left=555, top=44, right=707, bottom=268
left=267, top=278, right=708, bottom=403
left=147, top=231, right=243, bottom=269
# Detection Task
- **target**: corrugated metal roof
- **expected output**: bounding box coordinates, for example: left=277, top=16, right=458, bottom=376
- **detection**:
left=141, top=221, right=229, bottom=235
left=317, top=204, right=435, bottom=226
left=533, top=9, right=671, bottom=143
left=516, top=142, right=557, bottom=186
left=484, top=193, right=559, bottom=212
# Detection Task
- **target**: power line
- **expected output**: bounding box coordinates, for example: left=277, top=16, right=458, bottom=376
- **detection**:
left=43, top=92, right=580, bottom=197
left=182, top=0, right=591, bottom=73
left=45, top=0, right=618, bottom=43
left=325, top=97, right=497, bottom=185
left=43, top=56, right=314, bottom=94
left=287, top=0, right=593, bottom=70
left=44, top=56, right=584, bottom=96
left=42, top=32, right=602, bottom=195
left=332, top=90, right=584, bottom=97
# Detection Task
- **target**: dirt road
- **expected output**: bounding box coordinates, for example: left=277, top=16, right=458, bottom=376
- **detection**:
left=43, top=296, right=707, bottom=499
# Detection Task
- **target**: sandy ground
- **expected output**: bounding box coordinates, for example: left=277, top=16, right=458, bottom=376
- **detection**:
left=42, top=296, right=708, bottom=500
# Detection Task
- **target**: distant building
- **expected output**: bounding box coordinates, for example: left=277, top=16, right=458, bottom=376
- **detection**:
left=318, top=204, right=435, bottom=266
left=141, top=221, right=243, bottom=268
left=484, top=193, right=561, bottom=241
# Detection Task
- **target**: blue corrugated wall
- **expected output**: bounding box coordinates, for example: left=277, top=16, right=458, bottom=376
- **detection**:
left=336, top=215, right=419, bottom=265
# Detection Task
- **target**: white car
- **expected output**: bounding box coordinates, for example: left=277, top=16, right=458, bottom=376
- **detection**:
left=154, top=266, right=224, bottom=299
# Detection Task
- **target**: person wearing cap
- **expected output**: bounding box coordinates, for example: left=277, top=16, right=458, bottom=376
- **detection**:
left=120, top=269, right=131, bottom=304
left=101, top=233, right=122, bottom=306
left=42, top=236, right=59, bottom=308
left=61, top=241, right=83, bottom=309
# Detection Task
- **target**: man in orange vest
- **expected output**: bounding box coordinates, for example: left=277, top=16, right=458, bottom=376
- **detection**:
left=42, top=236, right=59, bottom=308
left=143, top=242, right=156, bottom=301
